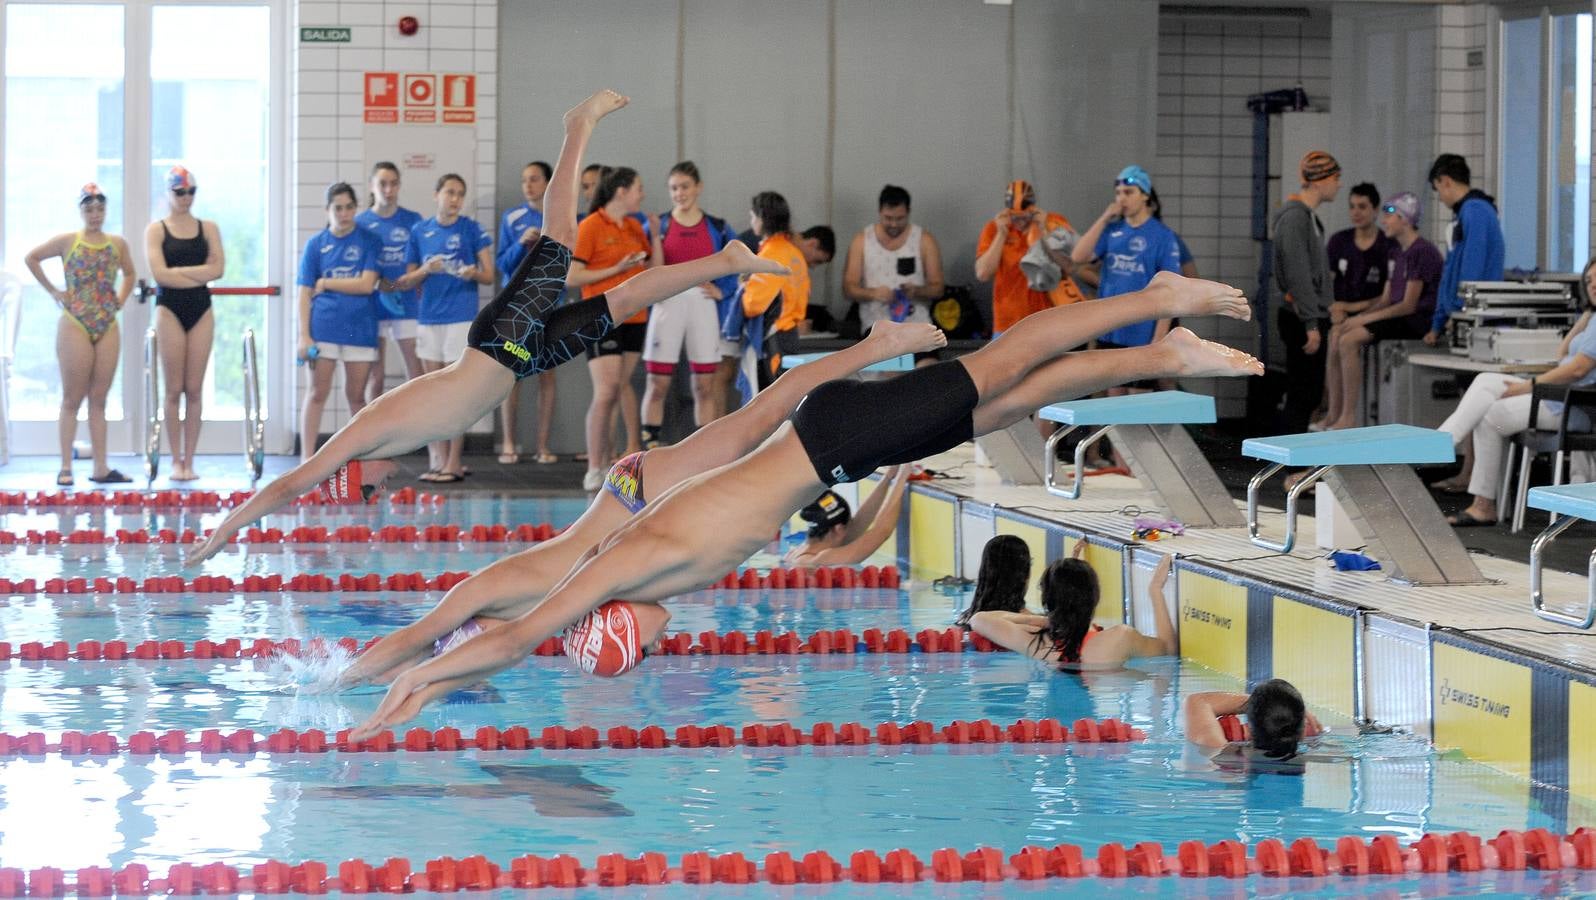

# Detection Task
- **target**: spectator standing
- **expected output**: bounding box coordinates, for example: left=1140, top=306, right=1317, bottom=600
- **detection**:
left=1270, top=151, right=1341, bottom=436
left=1072, top=166, right=1183, bottom=367
left=356, top=162, right=424, bottom=404
left=974, top=180, right=1084, bottom=335
left=842, top=185, right=946, bottom=366
left=494, top=160, right=558, bottom=464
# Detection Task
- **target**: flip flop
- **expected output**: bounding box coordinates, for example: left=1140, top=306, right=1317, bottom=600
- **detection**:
left=533, top=451, right=558, bottom=465
left=1448, top=511, right=1497, bottom=528
left=56, top=470, right=74, bottom=487
left=497, top=453, right=520, bottom=464
left=89, top=469, right=132, bottom=484
left=431, top=472, right=464, bottom=484
left=418, top=470, right=442, bottom=483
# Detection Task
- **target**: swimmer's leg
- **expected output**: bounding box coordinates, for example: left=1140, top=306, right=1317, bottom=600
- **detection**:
left=970, top=328, right=1261, bottom=434
left=602, top=242, right=786, bottom=323
left=544, top=90, right=629, bottom=247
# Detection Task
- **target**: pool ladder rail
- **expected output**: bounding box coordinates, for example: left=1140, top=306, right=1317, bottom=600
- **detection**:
left=141, top=327, right=160, bottom=483
left=241, top=329, right=265, bottom=486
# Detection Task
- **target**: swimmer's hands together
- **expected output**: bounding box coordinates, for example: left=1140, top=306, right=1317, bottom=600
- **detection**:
left=184, top=529, right=228, bottom=568
left=350, top=669, right=430, bottom=741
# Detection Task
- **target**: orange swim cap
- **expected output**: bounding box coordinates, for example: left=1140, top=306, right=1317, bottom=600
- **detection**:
left=1005, top=180, right=1036, bottom=211
left=562, top=601, right=644, bottom=676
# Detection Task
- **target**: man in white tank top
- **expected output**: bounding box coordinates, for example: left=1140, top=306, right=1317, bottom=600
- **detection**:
left=842, top=185, right=945, bottom=359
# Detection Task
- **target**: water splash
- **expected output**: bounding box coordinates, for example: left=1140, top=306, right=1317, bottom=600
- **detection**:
left=262, top=642, right=361, bottom=695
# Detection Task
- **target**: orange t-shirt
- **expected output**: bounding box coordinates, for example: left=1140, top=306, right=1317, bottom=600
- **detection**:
left=741, top=232, right=810, bottom=334
left=573, top=209, right=650, bottom=323
left=977, top=211, right=1084, bottom=333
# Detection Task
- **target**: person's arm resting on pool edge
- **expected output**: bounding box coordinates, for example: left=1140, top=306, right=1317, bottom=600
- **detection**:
left=1183, top=691, right=1250, bottom=749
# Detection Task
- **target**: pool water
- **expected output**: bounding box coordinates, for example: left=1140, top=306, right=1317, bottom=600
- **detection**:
left=1, top=494, right=1593, bottom=898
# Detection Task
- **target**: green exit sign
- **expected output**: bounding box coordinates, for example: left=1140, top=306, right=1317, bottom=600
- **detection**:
left=300, top=26, right=351, bottom=43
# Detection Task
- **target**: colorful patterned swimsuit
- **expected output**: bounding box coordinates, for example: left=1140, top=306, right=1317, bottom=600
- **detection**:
left=62, top=233, right=120, bottom=343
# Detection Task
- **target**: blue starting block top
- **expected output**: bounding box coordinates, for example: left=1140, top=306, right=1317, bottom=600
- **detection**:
left=1242, top=424, right=1454, bottom=467
left=781, top=353, right=914, bottom=373
left=1528, top=483, right=1596, bottom=519
left=1038, top=391, right=1216, bottom=426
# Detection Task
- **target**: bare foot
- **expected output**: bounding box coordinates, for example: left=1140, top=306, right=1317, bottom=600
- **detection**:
left=170, top=466, right=199, bottom=482
left=720, top=240, right=788, bottom=276
left=1325, top=418, right=1359, bottom=431
left=1162, top=327, right=1263, bottom=378
left=865, top=320, right=947, bottom=357
left=563, top=89, right=629, bottom=129
left=1151, top=271, right=1251, bottom=322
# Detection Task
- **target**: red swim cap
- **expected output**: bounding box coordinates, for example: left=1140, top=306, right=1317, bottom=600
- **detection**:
left=562, top=601, right=643, bottom=677
left=318, top=460, right=373, bottom=504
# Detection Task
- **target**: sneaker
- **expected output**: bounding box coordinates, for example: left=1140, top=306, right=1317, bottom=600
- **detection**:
left=581, top=469, right=604, bottom=491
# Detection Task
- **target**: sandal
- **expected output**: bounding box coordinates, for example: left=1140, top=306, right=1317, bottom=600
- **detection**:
left=431, top=471, right=464, bottom=484
left=56, top=470, right=74, bottom=487
left=418, top=470, right=443, bottom=483
left=497, top=452, right=520, bottom=464
left=533, top=451, right=558, bottom=465
left=1448, top=510, right=1497, bottom=528
left=89, top=469, right=131, bottom=484
left=1430, top=476, right=1470, bottom=493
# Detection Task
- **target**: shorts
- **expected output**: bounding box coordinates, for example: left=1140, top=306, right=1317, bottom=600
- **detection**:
left=378, top=318, right=417, bottom=342
left=1094, top=339, right=1160, bottom=390
left=586, top=321, right=646, bottom=360
left=718, top=338, right=742, bottom=360
left=313, top=342, right=379, bottom=363
left=1362, top=317, right=1428, bottom=343
left=643, top=287, right=721, bottom=374
left=417, top=321, right=471, bottom=363
left=468, top=236, right=617, bottom=380
left=790, top=358, right=979, bottom=485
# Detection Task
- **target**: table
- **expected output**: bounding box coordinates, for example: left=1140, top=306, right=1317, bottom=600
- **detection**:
left=1404, top=352, right=1555, bottom=375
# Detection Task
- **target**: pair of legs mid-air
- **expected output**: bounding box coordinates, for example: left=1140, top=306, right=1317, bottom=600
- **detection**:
left=339, top=317, right=947, bottom=686
left=351, top=270, right=1262, bottom=738
left=185, top=90, right=788, bottom=566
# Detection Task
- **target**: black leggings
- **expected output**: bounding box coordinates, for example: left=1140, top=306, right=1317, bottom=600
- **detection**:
left=789, top=359, right=979, bottom=485
left=467, top=236, right=615, bottom=379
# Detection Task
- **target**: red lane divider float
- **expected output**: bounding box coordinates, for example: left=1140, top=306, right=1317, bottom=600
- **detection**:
left=0, top=487, right=443, bottom=510
left=0, top=523, right=560, bottom=546
left=0, top=565, right=899, bottom=596
left=0, top=716, right=1143, bottom=758
left=1, top=624, right=984, bottom=663
left=2, top=828, right=1591, bottom=893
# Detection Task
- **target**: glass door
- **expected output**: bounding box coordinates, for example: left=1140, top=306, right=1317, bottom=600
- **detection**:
left=0, top=0, right=285, bottom=459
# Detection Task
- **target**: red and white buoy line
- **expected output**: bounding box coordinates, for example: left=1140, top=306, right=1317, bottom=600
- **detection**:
left=0, top=487, right=442, bottom=510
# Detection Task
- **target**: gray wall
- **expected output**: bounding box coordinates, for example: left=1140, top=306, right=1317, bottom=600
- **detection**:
left=496, top=0, right=1159, bottom=451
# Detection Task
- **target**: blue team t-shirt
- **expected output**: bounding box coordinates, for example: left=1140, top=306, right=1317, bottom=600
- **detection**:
left=405, top=215, right=492, bottom=325
left=355, top=207, right=422, bottom=320
left=1095, top=217, right=1184, bottom=347
left=297, top=227, right=381, bottom=347
left=496, top=203, right=545, bottom=288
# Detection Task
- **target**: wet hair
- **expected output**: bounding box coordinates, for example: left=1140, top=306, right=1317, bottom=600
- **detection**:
left=1348, top=182, right=1380, bottom=210
left=1031, top=559, right=1099, bottom=665
left=669, top=160, right=701, bottom=183
left=1428, top=153, right=1471, bottom=187
left=955, top=535, right=1031, bottom=627
left=590, top=166, right=639, bottom=214
left=1246, top=679, right=1307, bottom=759
left=750, top=191, right=791, bottom=236
left=324, top=181, right=358, bottom=208
left=878, top=184, right=911, bottom=210
left=368, top=161, right=399, bottom=208
left=802, top=225, right=836, bottom=260
left=524, top=160, right=553, bottom=181
left=435, top=173, right=466, bottom=193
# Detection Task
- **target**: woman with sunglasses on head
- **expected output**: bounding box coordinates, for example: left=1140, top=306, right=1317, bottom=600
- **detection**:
left=24, top=183, right=137, bottom=486
left=143, top=166, right=225, bottom=481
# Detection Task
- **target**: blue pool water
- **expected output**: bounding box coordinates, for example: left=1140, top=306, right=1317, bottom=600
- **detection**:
left=1, top=494, right=1593, bottom=898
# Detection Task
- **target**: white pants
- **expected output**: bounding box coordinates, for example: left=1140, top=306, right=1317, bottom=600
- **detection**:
left=643, top=286, right=721, bottom=372
left=1438, top=372, right=1559, bottom=500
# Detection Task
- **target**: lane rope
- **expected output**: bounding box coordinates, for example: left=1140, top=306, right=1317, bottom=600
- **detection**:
left=0, top=523, right=558, bottom=546
left=0, top=487, right=442, bottom=510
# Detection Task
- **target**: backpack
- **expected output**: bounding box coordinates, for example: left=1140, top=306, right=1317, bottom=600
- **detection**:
left=930, top=284, right=984, bottom=339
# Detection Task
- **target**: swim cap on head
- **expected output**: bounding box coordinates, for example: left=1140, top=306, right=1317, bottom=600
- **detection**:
left=799, top=490, right=851, bottom=538
left=1005, top=179, right=1036, bottom=211
left=1384, top=191, right=1421, bottom=227
left=1299, top=151, right=1340, bottom=184
left=318, top=460, right=378, bottom=504
left=79, top=183, right=107, bottom=206
left=562, top=601, right=644, bottom=677
left=166, top=166, right=197, bottom=191
left=1115, top=165, right=1152, bottom=195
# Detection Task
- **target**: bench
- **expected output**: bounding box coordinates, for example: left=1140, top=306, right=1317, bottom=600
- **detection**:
left=1039, top=391, right=1244, bottom=528
left=1241, top=424, right=1482, bottom=585
left=780, top=353, right=914, bottom=373
left=1526, top=484, right=1596, bottom=627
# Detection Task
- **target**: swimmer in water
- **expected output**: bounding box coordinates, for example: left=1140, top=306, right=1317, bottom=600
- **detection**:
left=782, top=466, right=910, bottom=568
left=338, top=319, right=944, bottom=687
left=351, top=270, right=1262, bottom=738
left=1184, top=678, right=1324, bottom=761
left=953, top=535, right=1032, bottom=628
left=185, top=89, right=790, bottom=567
left=968, top=547, right=1176, bottom=670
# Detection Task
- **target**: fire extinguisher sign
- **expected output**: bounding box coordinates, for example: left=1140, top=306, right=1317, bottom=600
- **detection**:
left=365, top=72, right=475, bottom=125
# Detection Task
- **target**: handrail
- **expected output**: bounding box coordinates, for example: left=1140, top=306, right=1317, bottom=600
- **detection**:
left=1529, top=515, right=1596, bottom=628
left=211, top=286, right=281, bottom=296
left=241, top=329, right=264, bottom=485
left=1043, top=425, right=1113, bottom=500
left=1246, top=463, right=1329, bottom=553
left=142, top=328, right=161, bottom=483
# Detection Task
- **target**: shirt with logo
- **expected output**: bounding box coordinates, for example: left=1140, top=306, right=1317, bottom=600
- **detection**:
left=496, top=202, right=545, bottom=288
left=1093, top=217, right=1183, bottom=347
left=355, top=207, right=422, bottom=320
left=405, top=215, right=492, bottom=325
left=297, top=227, right=381, bottom=347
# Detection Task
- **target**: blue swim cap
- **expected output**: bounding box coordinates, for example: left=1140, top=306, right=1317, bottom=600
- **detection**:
left=1115, top=165, right=1152, bottom=195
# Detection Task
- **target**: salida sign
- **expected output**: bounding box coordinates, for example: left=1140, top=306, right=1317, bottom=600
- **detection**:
left=364, top=72, right=475, bottom=125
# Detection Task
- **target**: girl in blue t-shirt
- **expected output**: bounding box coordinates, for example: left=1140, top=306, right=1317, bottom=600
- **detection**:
left=297, top=182, right=380, bottom=462
left=355, top=161, right=425, bottom=403
left=395, top=173, right=495, bottom=482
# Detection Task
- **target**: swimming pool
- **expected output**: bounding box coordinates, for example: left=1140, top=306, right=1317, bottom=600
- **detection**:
left=2, top=493, right=1593, bottom=896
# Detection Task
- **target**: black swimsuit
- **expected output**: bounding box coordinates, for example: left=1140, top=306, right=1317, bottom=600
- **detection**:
left=156, top=221, right=212, bottom=332
left=467, top=236, right=617, bottom=379
left=788, top=358, right=980, bottom=486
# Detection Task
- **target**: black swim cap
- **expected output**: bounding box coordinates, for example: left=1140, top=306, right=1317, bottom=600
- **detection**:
left=799, top=490, right=851, bottom=538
